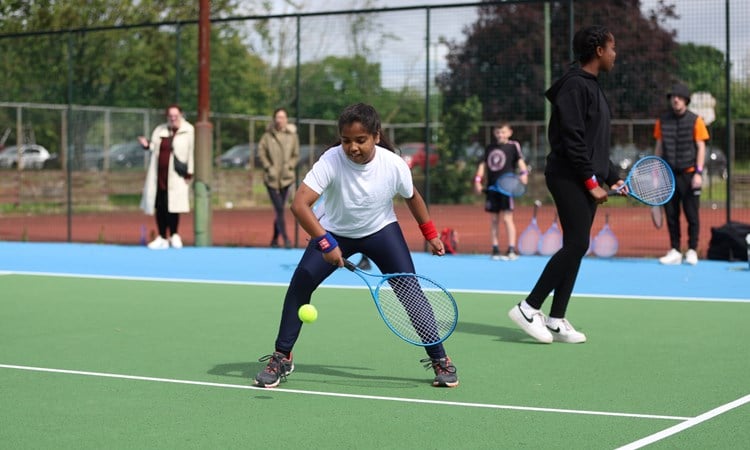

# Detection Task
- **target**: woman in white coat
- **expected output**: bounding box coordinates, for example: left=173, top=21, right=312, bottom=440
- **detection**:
left=138, top=105, right=194, bottom=249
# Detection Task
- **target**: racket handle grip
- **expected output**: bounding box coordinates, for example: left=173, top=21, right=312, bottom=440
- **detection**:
left=343, top=259, right=356, bottom=271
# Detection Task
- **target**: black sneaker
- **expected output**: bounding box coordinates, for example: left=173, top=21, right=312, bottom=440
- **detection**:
left=421, top=356, right=459, bottom=388
left=254, top=352, right=294, bottom=388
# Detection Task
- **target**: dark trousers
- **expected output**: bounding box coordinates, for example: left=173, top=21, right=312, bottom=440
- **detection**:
left=273, top=222, right=448, bottom=360
left=266, top=184, right=291, bottom=244
left=665, top=172, right=700, bottom=250
left=155, top=189, right=179, bottom=238
left=526, top=176, right=597, bottom=318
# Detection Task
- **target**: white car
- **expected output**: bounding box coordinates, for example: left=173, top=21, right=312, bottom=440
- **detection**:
left=0, top=144, right=52, bottom=169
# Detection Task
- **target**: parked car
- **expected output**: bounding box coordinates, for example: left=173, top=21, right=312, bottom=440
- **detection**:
left=0, top=144, right=52, bottom=169
left=110, top=141, right=148, bottom=169
left=398, top=142, right=439, bottom=169
left=216, top=143, right=251, bottom=168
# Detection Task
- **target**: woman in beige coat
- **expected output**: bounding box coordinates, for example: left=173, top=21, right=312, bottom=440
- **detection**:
left=138, top=105, right=195, bottom=249
left=258, top=108, right=299, bottom=248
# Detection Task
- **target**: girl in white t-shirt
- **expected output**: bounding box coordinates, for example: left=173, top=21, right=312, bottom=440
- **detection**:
left=254, top=103, right=458, bottom=389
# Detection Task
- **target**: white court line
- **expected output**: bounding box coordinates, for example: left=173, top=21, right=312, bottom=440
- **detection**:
left=0, top=363, right=689, bottom=421
left=616, top=393, right=750, bottom=449
left=4, top=270, right=749, bottom=303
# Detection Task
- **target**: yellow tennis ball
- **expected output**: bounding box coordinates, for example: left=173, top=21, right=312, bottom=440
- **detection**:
left=298, top=304, right=318, bottom=323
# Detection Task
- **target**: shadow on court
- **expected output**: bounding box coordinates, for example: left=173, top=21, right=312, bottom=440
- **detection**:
left=208, top=361, right=426, bottom=388
left=455, top=321, right=549, bottom=344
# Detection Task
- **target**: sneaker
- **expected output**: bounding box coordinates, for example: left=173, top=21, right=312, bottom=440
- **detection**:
left=254, top=352, right=294, bottom=388
left=685, top=249, right=698, bottom=265
left=421, top=356, right=459, bottom=388
left=658, top=248, right=682, bottom=265
left=147, top=236, right=169, bottom=250
left=503, top=249, right=519, bottom=261
left=508, top=303, right=553, bottom=343
left=170, top=233, right=183, bottom=249
left=491, top=247, right=502, bottom=261
left=546, top=318, right=587, bottom=343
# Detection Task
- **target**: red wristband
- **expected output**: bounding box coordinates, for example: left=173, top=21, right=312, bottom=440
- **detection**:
left=419, top=221, right=438, bottom=241
left=584, top=175, right=599, bottom=190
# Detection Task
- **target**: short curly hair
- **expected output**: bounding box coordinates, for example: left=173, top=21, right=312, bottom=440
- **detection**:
left=573, top=25, right=613, bottom=64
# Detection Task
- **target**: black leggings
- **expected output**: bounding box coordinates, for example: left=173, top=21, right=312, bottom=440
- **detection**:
left=155, top=189, right=179, bottom=238
left=273, top=222, right=448, bottom=360
left=266, top=184, right=291, bottom=244
left=665, top=172, right=700, bottom=250
left=526, top=176, right=597, bottom=318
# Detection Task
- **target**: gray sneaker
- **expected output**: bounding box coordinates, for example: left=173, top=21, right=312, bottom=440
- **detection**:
left=254, top=352, right=294, bottom=388
left=421, top=356, right=459, bottom=388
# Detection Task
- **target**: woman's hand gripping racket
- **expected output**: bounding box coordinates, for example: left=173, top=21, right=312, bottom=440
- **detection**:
left=486, top=173, right=527, bottom=197
left=342, top=259, right=458, bottom=346
left=609, top=156, right=675, bottom=206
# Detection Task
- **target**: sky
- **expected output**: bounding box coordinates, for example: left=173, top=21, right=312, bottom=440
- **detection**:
left=263, top=0, right=749, bottom=83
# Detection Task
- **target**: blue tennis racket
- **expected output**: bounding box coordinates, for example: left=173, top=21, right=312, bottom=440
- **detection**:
left=610, top=156, right=675, bottom=206
left=486, top=173, right=527, bottom=197
left=342, top=259, right=458, bottom=346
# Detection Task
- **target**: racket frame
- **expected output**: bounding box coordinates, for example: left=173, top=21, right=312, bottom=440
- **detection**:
left=342, top=259, right=458, bottom=346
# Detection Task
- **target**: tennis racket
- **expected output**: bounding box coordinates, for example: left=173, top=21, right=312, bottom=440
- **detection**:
left=609, top=156, right=675, bottom=206
left=486, top=173, right=527, bottom=197
left=342, top=259, right=458, bottom=346
left=592, top=213, right=618, bottom=258
left=538, top=212, right=563, bottom=256
left=517, top=199, right=542, bottom=255
left=651, top=206, right=664, bottom=229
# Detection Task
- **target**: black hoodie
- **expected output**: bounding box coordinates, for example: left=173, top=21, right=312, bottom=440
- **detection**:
left=544, top=67, right=619, bottom=187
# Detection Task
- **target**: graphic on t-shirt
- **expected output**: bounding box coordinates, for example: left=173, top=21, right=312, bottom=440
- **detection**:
left=487, top=148, right=507, bottom=172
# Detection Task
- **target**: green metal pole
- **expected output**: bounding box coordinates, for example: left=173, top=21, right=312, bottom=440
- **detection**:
left=194, top=0, right=212, bottom=246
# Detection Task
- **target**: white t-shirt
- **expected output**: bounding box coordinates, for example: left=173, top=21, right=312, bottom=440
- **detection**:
left=302, top=144, right=414, bottom=238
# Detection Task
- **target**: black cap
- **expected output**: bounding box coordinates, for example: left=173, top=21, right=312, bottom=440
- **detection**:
left=667, top=83, right=691, bottom=105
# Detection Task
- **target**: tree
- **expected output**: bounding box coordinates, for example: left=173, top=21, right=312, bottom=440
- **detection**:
left=437, top=0, right=679, bottom=122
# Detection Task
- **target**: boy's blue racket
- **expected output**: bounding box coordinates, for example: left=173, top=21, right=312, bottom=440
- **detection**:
left=609, top=156, right=675, bottom=206
left=487, top=173, right=527, bottom=197
left=342, top=259, right=458, bottom=346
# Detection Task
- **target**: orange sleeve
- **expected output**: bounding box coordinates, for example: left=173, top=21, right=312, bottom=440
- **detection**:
left=653, top=119, right=662, bottom=140
left=694, top=117, right=710, bottom=141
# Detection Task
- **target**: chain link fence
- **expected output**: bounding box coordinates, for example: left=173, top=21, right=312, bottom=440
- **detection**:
left=1, top=0, right=748, bottom=256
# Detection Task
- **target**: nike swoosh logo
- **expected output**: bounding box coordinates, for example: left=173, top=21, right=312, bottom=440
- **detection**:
left=547, top=326, right=560, bottom=333
left=517, top=306, right=533, bottom=324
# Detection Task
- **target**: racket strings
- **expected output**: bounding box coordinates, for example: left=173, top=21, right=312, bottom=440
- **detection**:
left=630, top=159, right=673, bottom=204
left=496, top=176, right=526, bottom=197
left=378, top=276, right=455, bottom=345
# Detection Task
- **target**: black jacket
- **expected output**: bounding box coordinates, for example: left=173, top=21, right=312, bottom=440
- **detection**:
left=544, top=67, right=619, bottom=187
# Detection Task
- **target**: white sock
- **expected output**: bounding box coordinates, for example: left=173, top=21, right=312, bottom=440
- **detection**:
left=519, top=300, right=538, bottom=314
left=546, top=317, right=562, bottom=327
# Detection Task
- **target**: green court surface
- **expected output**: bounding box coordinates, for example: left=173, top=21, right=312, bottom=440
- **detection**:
left=1, top=274, right=749, bottom=449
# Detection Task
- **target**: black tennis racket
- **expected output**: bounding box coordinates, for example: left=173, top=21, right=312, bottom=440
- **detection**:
left=342, top=259, right=458, bottom=346
left=487, top=173, right=527, bottom=197
left=609, top=156, right=675, bottom=206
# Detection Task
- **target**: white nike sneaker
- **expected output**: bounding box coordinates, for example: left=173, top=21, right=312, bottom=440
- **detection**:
left=546, top=318, right=586, bottom=343
left=508, top=303, right=553, bottom=343
left=684, top=249, right=698, bottom=265
left=170, top=233, right=183, bottom=249
left=658, top=248, right=682, bottom=265
left=147, top=236, right=169, bottom=250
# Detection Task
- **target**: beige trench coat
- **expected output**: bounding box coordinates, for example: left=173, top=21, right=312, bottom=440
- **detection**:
left=258, top=123, right=299, bottom=189
left=140, top=120, right=195, bottom=215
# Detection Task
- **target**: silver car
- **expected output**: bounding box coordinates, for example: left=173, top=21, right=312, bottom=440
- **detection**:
left=0, top=144, right=52, bottom=169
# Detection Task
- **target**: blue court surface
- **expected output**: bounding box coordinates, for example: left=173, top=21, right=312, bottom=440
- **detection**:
left=0, top=242, right=746, bottom=301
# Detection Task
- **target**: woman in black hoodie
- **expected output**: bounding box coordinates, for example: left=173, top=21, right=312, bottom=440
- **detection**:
left=508, top=25, right=625, bottom=344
